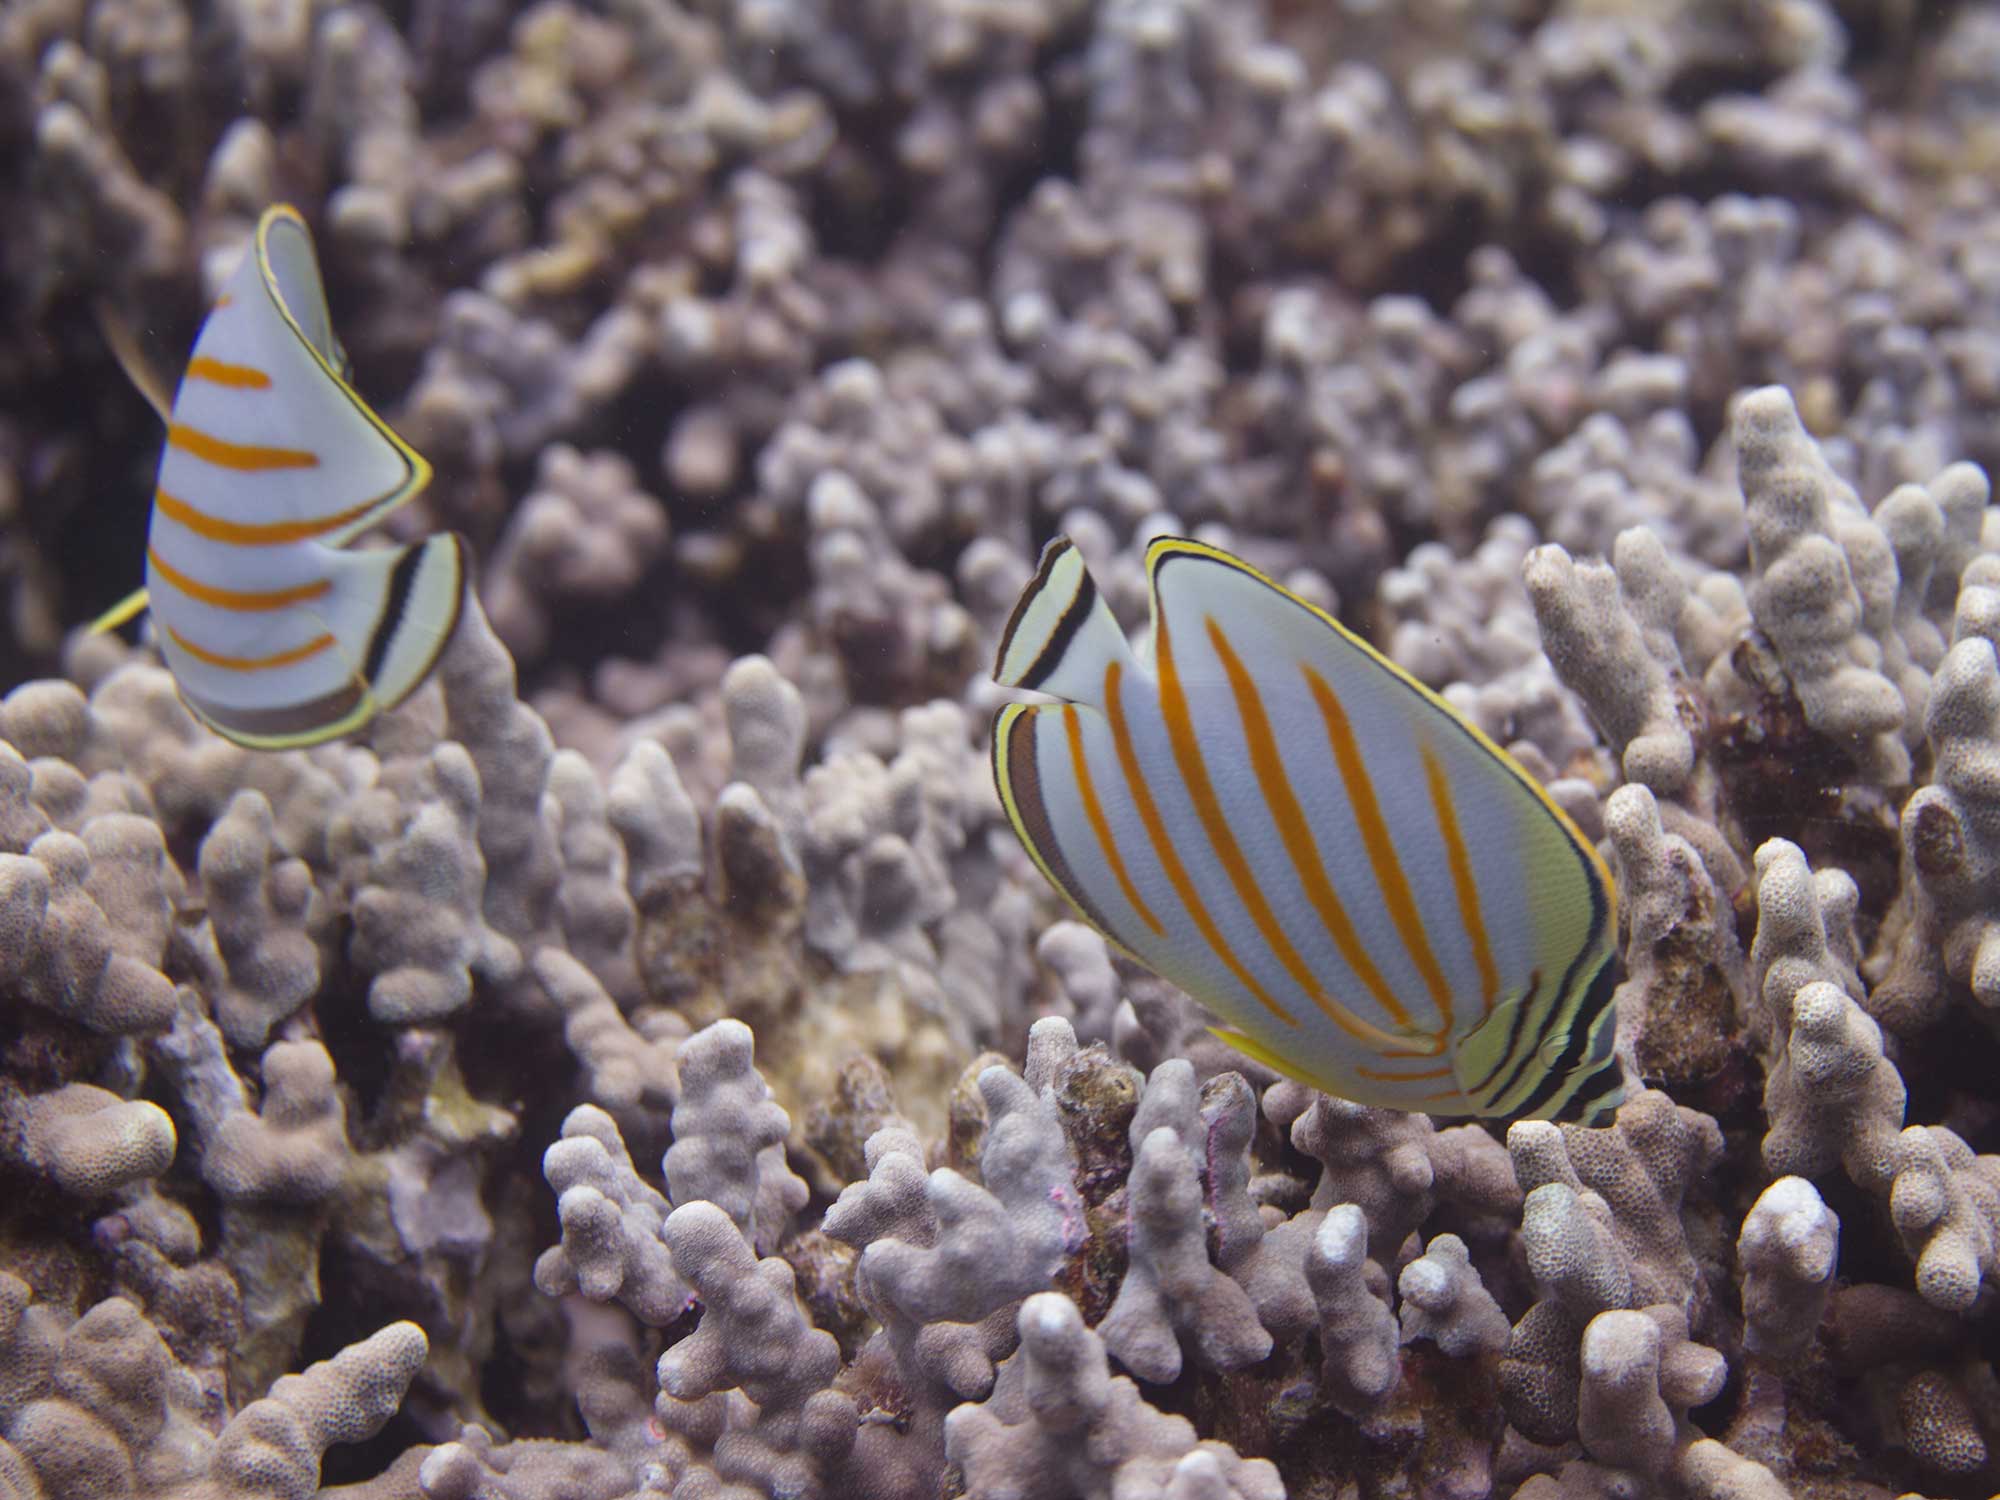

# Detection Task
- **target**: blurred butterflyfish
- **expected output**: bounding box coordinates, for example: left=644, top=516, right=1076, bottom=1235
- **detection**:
left=91, top=203, right=466, bottom=750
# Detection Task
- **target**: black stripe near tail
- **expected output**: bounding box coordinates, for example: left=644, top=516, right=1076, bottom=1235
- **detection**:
left=362, top=542, right=428, bottom=685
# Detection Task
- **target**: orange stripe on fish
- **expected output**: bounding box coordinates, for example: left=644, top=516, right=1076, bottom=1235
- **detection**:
left=1159, top=611, right=1431, bottom=1054
left=1303, top=662, right=1456, bottom=1033
left=167, top=422, right=318, bottom=472
left=1065, top=705, right=1163, bottom=936
left=164, top=623, right=335, bottom=671
left=184, top=356, right=271, bottom=389
left=154, top=489, right=380, bottom=546
left=1355, top=1062, right=1455, bottom=1082
left=148, top=546, right=330, bottom=612
left=1207, top=618, right=1423, bottom=1041
left=1421, top=741, right=1500, bottom=1015
left=1105, top=658, right=1297, bottom=1027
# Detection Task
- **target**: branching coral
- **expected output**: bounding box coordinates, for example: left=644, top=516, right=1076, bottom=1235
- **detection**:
left=1878, top=629, right=2000, bottom=1026
left=945, top=1292, right=1284, bottom=1500
left=7, top=2, right=2000, bottom=1497
left=6, top=1081, right=175, bottom=1197
left=0, top=1268, right=426, bottom=1500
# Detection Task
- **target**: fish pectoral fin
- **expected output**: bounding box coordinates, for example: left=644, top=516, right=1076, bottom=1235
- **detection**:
left=94, top=299, right=176, bottom=424
left=992, top=535, right=1139, bottom=705
left=87, top=586, right=151, bottom=637
left=1539, top=1028, right=1580, bottom=1070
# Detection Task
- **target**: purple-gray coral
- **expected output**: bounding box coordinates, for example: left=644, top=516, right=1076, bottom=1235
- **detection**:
left=1879, top=630, right=2000, bottom=1024
left=535, top=1105, right=690, bottom=1328
left=855, top=1067, right=1083, bottom=1330
left=0, top=828, right=177, bottom=1034
left=652, top=1201, right=857, bottom=1499
left=341, top=741, right=520, bottom=1024
left=9, top=1, right=2000, bottom=1495
left=1732, top=385, right=1912, bottom=782
left=1306, top=1204, right=1401, bottom=1416
left=192, top=789, right=321, bottom=1048
left=1398, top=1233, right=1511, bottom=1361
left=1524, top=537, right=1698, bottom=796
left=944, top=1292, right=1284, bottom=1500
left=1738, top=1176, right=1838, bottom=1361
left=7, top=1081, right=176, bottom=1198
left=200, top=1041, right=350, bottom=1205
left=1576, top=1304, right=1727, bottom=1475
left=1099, top=1123, right=1272, bottom=1383
left=663, top=1016, right=807, bottom=1253
left=0, top=1268, right=426, bottom=1500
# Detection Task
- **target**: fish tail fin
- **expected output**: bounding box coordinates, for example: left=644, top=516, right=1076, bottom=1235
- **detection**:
left=992, top=536, right=1135, bottom=705
left=1536, top=994, right=1627, bottom=1126
left=326, top=532, right=468, bottom=715
left=1454, top=957, right=1625, bottom=1123
left=169, top=534, right=466, bottom=751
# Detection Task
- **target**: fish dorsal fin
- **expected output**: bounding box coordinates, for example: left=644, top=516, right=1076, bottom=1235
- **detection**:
left=257, top=206, right=347, bottom=375
left=157, top=204, right=431, bottom=551
left=1143, top=534, right=1370, bottom=678
left=993, top=536, right=1140, bottom=705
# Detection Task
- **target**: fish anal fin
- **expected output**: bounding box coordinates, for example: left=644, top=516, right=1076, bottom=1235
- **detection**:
left=1204, top=1025, right=1350, bottom=1097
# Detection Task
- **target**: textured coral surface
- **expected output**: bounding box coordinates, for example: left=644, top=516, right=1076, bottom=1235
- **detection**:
left=6, top=1, right=2000, bottom=1497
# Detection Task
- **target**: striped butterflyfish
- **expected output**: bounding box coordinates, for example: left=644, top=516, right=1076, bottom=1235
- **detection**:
left=92, top=203, right=466, bottom=749
left=992, top=535, right=1624, bottom=1124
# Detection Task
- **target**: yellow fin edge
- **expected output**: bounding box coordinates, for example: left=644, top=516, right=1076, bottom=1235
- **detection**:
left=87, top=586, right=150, bottom=636
left=1204, top=1025, right=1349, bottom=1097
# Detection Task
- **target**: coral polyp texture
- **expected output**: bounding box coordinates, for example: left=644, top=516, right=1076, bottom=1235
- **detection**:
left=7, top=1, right=2000, bottom=1497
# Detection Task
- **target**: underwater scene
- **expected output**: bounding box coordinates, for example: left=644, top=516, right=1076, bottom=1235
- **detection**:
left=4, top=0, right=2000, bottom=1496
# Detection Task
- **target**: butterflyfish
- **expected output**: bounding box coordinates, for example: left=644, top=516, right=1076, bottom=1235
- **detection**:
left=992, top=535, right=1624, bottom=1124
left=91, top=203, right=466, bottom=749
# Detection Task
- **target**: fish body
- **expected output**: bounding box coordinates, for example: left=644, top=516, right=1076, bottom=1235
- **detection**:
left=115, top=204, right=465, bottom=748
left=992, top=534, right=1623, bottom=1123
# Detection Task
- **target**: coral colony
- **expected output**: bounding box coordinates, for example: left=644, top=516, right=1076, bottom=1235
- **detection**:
left=4, top=1, right=2000, bottom=1498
